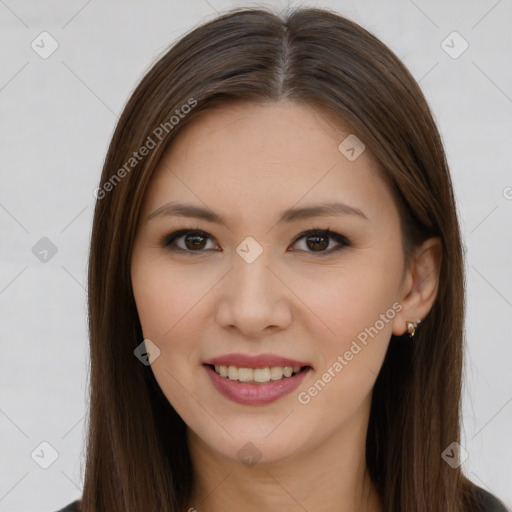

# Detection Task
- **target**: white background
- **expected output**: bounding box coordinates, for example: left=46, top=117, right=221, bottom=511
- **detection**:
left=0, top=1, right=511, bottom=511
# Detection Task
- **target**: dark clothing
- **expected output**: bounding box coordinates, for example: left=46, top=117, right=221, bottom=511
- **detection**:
left=53, top=485, right=510, bottom=511
left=474, top=486, right=511, bottom=511
left=53, top=500, right=80, bottom=512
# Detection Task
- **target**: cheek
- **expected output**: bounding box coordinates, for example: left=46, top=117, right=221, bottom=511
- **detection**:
left=131, top=257, right=222, bottom=416
left=131, top=256, right=209, bottom=343
left=294, top=252, right=403, bottom=398
left=293, top=267, right=399, bottom=426
left=131, top=259, right=211, bottom=418
left=303, top=257, right=401, bottom=340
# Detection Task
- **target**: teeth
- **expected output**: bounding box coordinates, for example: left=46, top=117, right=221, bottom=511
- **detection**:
left=270, top=366, right=284, bottom=380
left=228, top=365, right=238, bottom=380
left=238, top=367, right=253, bottom=382
left=254, top=368, right=270, bottom=382
left=212, top=364, right=303, bottom=383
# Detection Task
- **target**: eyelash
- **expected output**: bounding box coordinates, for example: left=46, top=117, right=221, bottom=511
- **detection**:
left=159, top=225, right=350, bottom=257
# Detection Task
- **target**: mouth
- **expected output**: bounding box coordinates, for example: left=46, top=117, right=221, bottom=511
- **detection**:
left=204, top=363, right=311, bottom=384
left=202, top=353, right=312, bottom=404
left=202, top=360, right=312, bottom=405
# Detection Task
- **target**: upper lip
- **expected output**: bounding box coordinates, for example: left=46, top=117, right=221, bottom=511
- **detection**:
left=204, top=353, right=312, bottom=369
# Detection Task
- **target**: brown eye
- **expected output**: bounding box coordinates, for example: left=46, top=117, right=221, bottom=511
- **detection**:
left=161, top=229, right=218, bottom=253
left=305, top=233, right=329, bottom=251
left=291, top=229, right=350, bottom=255
left=183, top=232, right=207, bottom=250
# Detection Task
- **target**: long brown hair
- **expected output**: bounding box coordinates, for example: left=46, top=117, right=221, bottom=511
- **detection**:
left=83, top=6, right=483, bottom=511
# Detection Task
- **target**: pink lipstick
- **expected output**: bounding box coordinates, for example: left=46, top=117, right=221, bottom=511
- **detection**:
left=203, top=353, right=312, bottom=405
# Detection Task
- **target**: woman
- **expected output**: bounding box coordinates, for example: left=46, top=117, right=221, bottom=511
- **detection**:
left=56, top=6, right=509, bottom=512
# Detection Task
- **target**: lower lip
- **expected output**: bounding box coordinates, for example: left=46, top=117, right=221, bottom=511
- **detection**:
left=203, top=364, right=311, bottom=405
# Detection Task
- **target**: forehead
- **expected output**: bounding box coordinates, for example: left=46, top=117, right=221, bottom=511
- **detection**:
left=142, top=100, right=398, bottom=227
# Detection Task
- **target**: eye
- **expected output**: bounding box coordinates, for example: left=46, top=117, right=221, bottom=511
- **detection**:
left=290, top=227, right=350, bottom=255
left=160, top=228, right=219, bottom=254
left=160, top=226, right=350, bottom=256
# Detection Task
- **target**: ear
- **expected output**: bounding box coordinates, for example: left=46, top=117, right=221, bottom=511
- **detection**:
left=391, top=237, right=442, bottom=336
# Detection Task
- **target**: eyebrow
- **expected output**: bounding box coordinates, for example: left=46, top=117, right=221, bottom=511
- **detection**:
left=147, top=201, right=368, bottom=225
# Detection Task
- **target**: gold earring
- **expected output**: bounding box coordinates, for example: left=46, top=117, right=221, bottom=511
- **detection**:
left=406, top=319, right=421, bottom=338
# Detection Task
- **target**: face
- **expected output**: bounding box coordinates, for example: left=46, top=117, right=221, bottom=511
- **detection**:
left=131, top=100, right=408, bottom=465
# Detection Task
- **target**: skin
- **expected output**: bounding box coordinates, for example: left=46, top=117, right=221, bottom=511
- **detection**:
left=130, top=100, right=442, bottom=512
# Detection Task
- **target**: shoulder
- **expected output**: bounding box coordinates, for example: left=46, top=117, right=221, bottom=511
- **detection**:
left=473, top=485, right=510, bottom=512
left=52, top=499, right=81, bottom=512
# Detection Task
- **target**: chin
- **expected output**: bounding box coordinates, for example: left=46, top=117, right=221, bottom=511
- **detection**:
left=190, top=421, right=315, bottom=467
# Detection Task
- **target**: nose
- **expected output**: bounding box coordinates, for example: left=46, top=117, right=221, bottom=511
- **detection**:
left=214, top=247, right=293, bottom=338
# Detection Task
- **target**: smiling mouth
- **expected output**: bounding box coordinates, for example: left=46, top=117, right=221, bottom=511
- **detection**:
left=205, top=364, right=310, bottom=384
